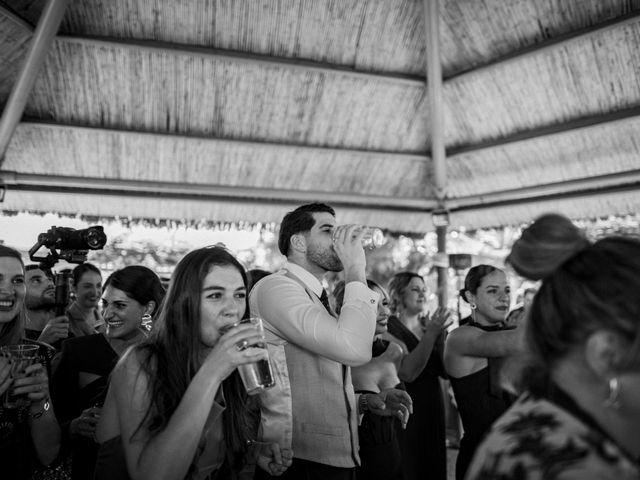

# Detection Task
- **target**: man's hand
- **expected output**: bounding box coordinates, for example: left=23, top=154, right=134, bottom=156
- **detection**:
left=38, top=315, right=69, bottom=345
left=367, top=388, right=413, bottom=429
left=332, top=224, right=367, bottom=284
left=256, top=442, right=293, bottom=476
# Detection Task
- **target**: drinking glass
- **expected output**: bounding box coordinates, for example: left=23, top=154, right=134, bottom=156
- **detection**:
left=1, top=344, right=40, bottom=408
left=221, top=317, right=275, bottom=395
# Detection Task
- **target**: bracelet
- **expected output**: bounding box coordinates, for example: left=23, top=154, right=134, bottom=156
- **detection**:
left=30, top=399, right=51, bottom=419
left=358, top=393, right=369, bottom=413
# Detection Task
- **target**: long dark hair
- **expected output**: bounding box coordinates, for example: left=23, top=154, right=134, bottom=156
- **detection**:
left=0, top=245, right=25, bottom=346
left=507, top=213, right=640, bottom=393
left=133, top=246, right=255, bottom=469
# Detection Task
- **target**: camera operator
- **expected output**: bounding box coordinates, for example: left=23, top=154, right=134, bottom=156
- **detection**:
left=24, top=265, right=70, bottom=350
left=66, top=263, right=105, bottom=336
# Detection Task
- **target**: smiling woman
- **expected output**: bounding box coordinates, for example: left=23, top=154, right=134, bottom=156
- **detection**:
left=50, top=265, right=165, bottom=480
left=444, top=265, right=525, bottom=480
left=0, top=245, right=61, bottom=479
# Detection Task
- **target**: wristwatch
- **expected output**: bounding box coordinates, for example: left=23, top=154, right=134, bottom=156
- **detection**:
left=358, top=393, right=369, bottom=413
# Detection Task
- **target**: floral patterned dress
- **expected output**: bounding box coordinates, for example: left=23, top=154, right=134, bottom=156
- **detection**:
left=466, top=386, right=640, bottom=480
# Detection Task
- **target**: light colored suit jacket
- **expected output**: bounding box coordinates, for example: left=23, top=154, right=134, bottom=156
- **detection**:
left=249, top=265, right=378, bottom=467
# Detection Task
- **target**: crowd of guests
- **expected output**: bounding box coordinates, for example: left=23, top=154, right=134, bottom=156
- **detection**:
left=1, top=203, right=639, bottom=480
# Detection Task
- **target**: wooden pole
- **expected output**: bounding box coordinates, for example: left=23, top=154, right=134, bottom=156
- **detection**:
left=0, top=0, right=69, bottom=166
left=423, top=0, right=448, bottom=306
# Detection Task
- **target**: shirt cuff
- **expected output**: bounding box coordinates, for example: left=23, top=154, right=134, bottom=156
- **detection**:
left=344, top=281, right=380, bottom=308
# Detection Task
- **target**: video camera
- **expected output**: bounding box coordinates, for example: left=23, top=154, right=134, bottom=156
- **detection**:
left=29, top=226, right=107, bottom=315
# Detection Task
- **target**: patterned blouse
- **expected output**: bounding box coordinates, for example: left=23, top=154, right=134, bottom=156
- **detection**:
left=466, top=387, right=640, bottom=480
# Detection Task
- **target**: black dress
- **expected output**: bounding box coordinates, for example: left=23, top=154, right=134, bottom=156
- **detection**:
left=355, top=339, right=403, bottom=480
left=51, top=334, right=119, bottom=480
left=448, top=318, right=516, bottom=480
left=387, top=316, right=447, bottom=480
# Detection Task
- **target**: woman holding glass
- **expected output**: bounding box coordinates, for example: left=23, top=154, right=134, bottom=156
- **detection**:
left=51, top=265, right=165, bottom=479
left=0, top=245, right=60, bottom=479
left=95, top=246, right=291, bottom=479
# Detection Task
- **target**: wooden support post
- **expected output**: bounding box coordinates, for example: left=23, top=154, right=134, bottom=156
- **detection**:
left=0, top=0, right=69, bottom=166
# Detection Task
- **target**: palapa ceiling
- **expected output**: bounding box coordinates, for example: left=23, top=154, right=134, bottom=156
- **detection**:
left=1, top=0, right=640, bottom=234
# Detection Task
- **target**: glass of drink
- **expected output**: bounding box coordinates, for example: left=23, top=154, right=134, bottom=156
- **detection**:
left=221, top=317, right=275, bottom=395
left=333, top=225, right=385, bottom=249
left=361, top=227, right=385, bottom=249
left=1, top=344, right=40, bottom=409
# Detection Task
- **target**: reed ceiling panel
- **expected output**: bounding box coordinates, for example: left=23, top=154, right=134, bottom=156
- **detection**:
left=1, top=189, right=434, bottom=232
left=37, top=0, right=427, bottom=75
left=0, top=11, right=32, bottom=105
left=8, top=0, right=639, bottom=79
left=444, top=19, right=640, bottom=148
left=440, top=0, right=640, bottom=76
left=23, top=39, right=430, bottom=151
left=450, top=189, right=640, bottom=230
left=447, top=117, right=640, bottom=197
left=4, top=123, right=432, bottom=197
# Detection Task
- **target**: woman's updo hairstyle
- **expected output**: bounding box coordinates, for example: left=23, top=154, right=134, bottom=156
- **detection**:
left=458, top=265, right=500, bottom=303
left=508, top=213, right=640, bottom=391
left=506, top=213, right=591, bottom=280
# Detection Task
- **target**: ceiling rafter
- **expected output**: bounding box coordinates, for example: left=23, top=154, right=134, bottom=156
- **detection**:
left=56, top=34, right=426, bottom=87
left=0, top=3, right=35, bottom=31
left=2, top=168, right=638, bottom=218
left=448, top=170, right=640, bottom=210
left=18, top=119, right=428, bottom=161
left=0, top=0, right=69, bottom=166
left=0, top=171, right=438, bottom=211
left=448, top=106, right=640, bottom=157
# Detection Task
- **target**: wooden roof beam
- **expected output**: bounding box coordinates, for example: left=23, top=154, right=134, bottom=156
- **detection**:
left=0, top=171, right=438, bottom=212
left=447, top=170, right=640, bottom=210
left=56, top=34, right=426, bottom=88
left=0, top=0, right=69, bottom=167
left=19, top=119, right=427, bottom=162
left=0, top=3, right=35, bottom=32
left=448, top=105, right=640, bottom=157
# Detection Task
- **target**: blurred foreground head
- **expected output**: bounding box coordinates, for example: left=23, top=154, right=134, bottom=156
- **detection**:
left=507, top=213, right=640, bottom=387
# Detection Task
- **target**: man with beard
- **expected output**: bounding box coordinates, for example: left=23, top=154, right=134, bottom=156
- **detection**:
left=24, top=264, right=70, bottom=350
left=251, top=203, right=412, bottom=480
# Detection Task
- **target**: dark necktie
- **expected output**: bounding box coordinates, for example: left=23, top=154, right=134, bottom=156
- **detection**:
left=319, top=289, right=333, bottom=315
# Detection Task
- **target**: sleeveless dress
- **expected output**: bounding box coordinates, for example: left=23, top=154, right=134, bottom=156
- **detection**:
left=353, top=339, right=404, bottom=480
left=448, top=318, right=516, bottom=480
left=50, top=334, right=119, bottom=480
left=387, top=316, right=447, bottom=480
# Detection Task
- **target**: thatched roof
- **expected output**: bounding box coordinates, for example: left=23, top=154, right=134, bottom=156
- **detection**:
left=1, top=0, right=639, bottom=233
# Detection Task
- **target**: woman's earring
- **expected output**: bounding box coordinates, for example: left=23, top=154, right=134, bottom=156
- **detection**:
left=141, top=313, right=153, bottom=332
left=470, top=303, right=477, bottom=310
left=604, top=377, right=620, bottom=409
